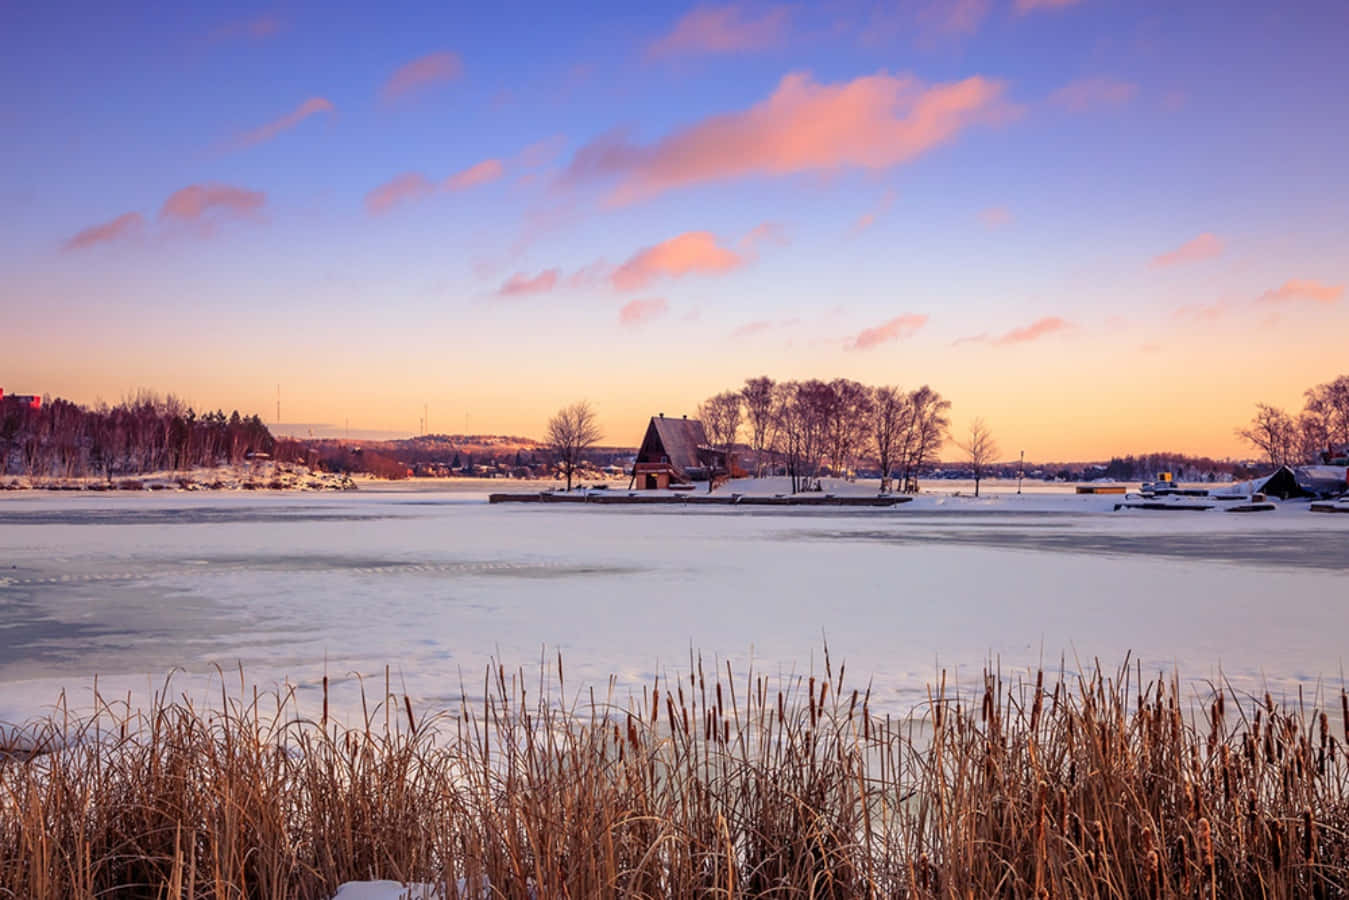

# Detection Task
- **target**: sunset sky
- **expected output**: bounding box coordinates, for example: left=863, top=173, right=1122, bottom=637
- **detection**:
left=3, top=1, right=1346, bottom=460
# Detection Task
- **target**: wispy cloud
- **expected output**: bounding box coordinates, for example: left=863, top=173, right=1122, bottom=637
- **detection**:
left=846, top=314, right=928, bottom=350
left=566, top=70, right=1011, bottom=204
left=994, top=316, right=1069, bottom=345
left=739, top=221, right=789, bottom=252
left=1151, top=232, right=1223, bottom=268
left=210, top=12, right=282, bottom=41
left=1171, top=299, right=1235, bottom=322
left=1258, top=279, right=1344, bottom=305
left=516, top=135, right=568, bottom=169
left=233, top=97, right=334, bottom=150
left=1014, top=0, right=1082, bottom=12
left=978, top=205, right=1012, bottom=228
left=647, top=4, right=790, bottom=58
left=160, top=184, right=264, bottom=222
left=382, top=51, right=462, bottom=101
left=1050, top=77, right=1137, bottom=112
left=729, top=319, right=774, bottom=339
left=63, top=211, right=144, bottom=251
left=365, top=172, right=434, bottom=215
left=612, top=231, right=743, bottom=291
left=959, top=316, right=1070, bottom=346
left=497, top=269, right=560, bottom=297
left=919, top=0, right=993, bottom=36
left=618, top=297, right=670, bottom=327
left=445, top=159, right=504, bottom=191
left=851, top=188, right=897, bottom=234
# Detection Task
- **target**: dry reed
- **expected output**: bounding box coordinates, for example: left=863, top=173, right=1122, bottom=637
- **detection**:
left=1, top=653, right=1346, bottom=898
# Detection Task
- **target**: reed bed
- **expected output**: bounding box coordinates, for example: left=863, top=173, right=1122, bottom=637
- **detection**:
left=1, top=654, right=1347, bottom=899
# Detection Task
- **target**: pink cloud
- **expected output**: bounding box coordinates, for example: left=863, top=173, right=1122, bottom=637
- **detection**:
left=1015, top=0, right=1081, bottom=11
left=566, top=259, right=615, bottom=291
left=919, top=0, right=993, bottom=36
left=234, top=97, right=334, bottom=149
left=611, top=231, right=743, bottom=291
left=847, top=314, right=928, bottom=350
left=1151, top=232, right=1223, bottom=268
left=446, top=159, right=504, bottom=191
left=497, top=269, right=560, bottom=297
left=63, top=211, right=144, bottom=251
left=618, top=297, right=670, bottom=327
left=994, top=316, right=1069, bottom=345
left=978, top=205, right=1012, bottom=228
left=851, top=188, right=897, bottom=234
left=730, top=319, right=774, bottom=339
left=365, top=172, right=434, bottom=215
left=1171, top=300, right=1234, bottom=323
left=1050, top=77, right=1137, bottom=112
left=382, top=52, right=462, bottom=101
left=1258, top=279, right=1344, bottom=305
left=159, top=184, right=264, bottom=221
left=516, top=135, right=568, bottom=169
left=740, top=221, right=789, bottom=251
left=211, top=13, right=282, bottom=41
left=1161, top=90, right=1188, bottom=112
left=647, top=4, right=790, bottom=58
left=566, top=70, right=1010, bottom=204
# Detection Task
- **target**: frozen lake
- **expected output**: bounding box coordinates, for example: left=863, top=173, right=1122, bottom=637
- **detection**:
left=1, top=485, right=1347, bottom=726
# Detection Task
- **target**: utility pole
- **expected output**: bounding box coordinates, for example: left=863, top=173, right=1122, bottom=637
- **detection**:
left=1018, top=449, right=1024, bottom=495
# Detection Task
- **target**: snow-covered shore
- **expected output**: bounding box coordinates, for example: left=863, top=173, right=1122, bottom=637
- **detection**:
left=1, top=462, right=357, bottom=493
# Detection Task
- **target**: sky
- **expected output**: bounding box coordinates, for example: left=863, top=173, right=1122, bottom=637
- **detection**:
left=2, top=0, right=1347, bottom=460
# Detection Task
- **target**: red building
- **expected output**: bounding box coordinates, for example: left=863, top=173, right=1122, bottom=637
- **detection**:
left=0, top=389, right=41, bottom=410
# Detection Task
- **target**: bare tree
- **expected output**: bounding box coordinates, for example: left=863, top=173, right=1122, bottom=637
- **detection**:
left=698, top=391, right=742, bottom=487
left=957, top=418, right=998, bottom=497
left=546, top=401, right=602, bottom=491
left=1303, top=375, right=1349, bottom=453
left=769, top=381, right=830, bottom=493
left=902, top=385, right=951, bottom=492
left=870, top=385, right=912, bottom=493
left=824, top=378, right=871, bottom=479
left=741, top=376, right=776, bottom=477
left=1238, top=403, right=1296, bottom=467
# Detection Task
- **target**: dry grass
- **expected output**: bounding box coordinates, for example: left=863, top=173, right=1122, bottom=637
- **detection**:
left=2, top=654, right=1347, bottom=898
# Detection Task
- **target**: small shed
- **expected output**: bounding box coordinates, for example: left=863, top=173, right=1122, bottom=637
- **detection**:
left=631, top=414, right=726, bottom=489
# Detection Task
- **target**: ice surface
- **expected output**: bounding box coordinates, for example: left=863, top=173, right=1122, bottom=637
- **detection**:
left=1, top=481, right=1346, bottom=729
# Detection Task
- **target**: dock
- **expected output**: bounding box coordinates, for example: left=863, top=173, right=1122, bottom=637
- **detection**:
left=1076, top=485, right=1127, bottom=495
left=489, top=492, right=914, bottom=508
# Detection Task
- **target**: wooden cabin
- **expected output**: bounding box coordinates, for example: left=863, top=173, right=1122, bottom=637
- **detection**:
left=631, top=414, right=729, bottom=489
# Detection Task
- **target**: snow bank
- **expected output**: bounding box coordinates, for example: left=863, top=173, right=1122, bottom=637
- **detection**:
left=330, top=877, right=497, bottom=900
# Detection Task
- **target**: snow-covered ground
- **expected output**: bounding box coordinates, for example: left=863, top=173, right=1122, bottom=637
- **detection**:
left=1, top=479, right=1346, bottom=731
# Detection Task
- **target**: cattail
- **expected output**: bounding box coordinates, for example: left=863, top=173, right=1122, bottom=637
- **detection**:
left=1302, top=809, right=1316, bottom=862
left=1268, top=819, right=1283, bottom=872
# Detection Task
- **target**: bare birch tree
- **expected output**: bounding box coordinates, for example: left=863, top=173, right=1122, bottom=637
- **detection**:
left=698, top=391, right=742, bottom=486
left=870, top=385, right=912, bottom=494
left=741, top=376, right=776, bottom=477
left=958, top=418, right=998, bottom=497
left=903, top=385, right=951, bottom=492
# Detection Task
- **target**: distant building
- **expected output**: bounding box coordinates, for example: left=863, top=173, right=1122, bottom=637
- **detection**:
left=0, top=390, right=40, bottom=411
left=631, top=413, right=733, bottom=489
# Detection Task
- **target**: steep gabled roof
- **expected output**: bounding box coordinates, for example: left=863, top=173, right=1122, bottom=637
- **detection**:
left=637, top=416, right=710, bottom=478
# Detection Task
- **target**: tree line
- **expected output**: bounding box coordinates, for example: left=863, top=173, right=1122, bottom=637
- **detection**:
left=0, top=391, right=275, bottom=479
left=699, top=377, right=953, bottom=493
left=1239, top=375, right=1349, bottom=467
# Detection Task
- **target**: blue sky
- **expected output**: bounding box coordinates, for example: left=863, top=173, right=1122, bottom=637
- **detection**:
left=2, top=0, right=1346, bottom=456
